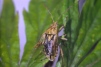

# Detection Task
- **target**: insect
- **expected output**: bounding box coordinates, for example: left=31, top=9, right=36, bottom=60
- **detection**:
left=34, top=6, right=68, bottom=62
left=35, top=22, right=64, bottom=61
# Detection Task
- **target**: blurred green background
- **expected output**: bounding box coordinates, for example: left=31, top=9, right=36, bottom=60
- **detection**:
left=0, top=0, right=101, bottom=67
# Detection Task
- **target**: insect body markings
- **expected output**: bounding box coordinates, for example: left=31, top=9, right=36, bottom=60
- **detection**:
left=34, top=7, right=67, bottom=62
left=35, top=22, right=59, bottom=61
left=42, top=22, right=58, bottom=61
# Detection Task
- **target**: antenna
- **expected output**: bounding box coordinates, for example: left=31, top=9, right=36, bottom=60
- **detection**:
left=44, top=5, right=54, bottom=22
left=44, top=4, right=72, bottom=23
left=57, top=6, right=72, bottom=22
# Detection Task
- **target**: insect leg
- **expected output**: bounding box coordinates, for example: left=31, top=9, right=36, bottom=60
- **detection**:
left=60, top=47, right=65, bottom=67
left=58, top=26, right=67, bottom=41
left=60, top=47, right=63, bottom=57
left=61, top=34, right=67, bottom=41
left=34, top=41, right=42, bottom=49
left=59, top=25, right=64, bottom=32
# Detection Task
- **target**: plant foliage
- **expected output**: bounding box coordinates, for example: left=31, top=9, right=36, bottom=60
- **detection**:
left=0, top=0, right=19, bottom=67
left=0, top=0, right=101, bottom=67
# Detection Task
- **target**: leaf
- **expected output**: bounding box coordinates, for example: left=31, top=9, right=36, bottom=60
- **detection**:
left=21, top=0, right=70, bottom=67
left=78, top=40, right=101, bottom=67
left=67, top=0, right=101, bottom=67
left=21, top=0, right=101, bottom=67
left=0, top=0, right=19, bottom=67
left=63, top=0, right=79, bottom=66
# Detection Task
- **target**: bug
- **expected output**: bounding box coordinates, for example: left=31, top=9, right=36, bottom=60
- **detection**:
left=34, top=6, right=68, bottom=62
left=35, top=22, right=64, bottom=61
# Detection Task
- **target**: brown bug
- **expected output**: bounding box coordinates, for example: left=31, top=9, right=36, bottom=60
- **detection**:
left=34, top=6, right=68, bottom=62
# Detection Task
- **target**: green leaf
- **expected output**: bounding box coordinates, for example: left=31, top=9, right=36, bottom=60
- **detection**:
left=0, top=0, right=19, bottom=67
left=21, top=0, right=70, bottom=67
left=69, top=0, right=101, bottom=67
left=22, top=0, right=101, bottom=67
left=78, top=40, right=101, bottom=67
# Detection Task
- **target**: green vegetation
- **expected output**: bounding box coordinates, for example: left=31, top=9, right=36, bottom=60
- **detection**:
left=0, top=0, right=101, bottom=67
